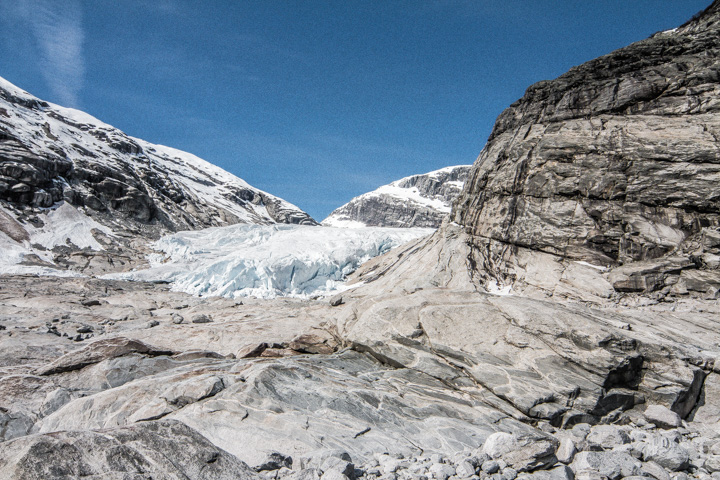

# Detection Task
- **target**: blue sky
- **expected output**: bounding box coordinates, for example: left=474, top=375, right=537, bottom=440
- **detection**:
left=0, top=0, right=711, bottom=220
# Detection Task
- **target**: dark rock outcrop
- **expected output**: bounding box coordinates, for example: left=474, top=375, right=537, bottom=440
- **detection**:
left=323, top=165, right=470, bottom=228
left=452, top=1, right=720, bottom=298
left=0, top=419, right=259, bottom=480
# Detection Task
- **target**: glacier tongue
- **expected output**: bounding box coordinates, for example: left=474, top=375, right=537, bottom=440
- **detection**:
left=105, top=224, right=433, bottom=299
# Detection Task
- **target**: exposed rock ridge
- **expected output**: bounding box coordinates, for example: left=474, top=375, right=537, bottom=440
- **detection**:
left=323, top=165, right=470, bottom=228
left=452, top=1, right=720, bottom=299
left=485, top=2, right=720, bottom=140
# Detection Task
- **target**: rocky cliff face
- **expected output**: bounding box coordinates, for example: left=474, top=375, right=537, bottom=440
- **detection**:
left=323, top=165, right=470, bottom=228
left=452, top=1, right=720, bottom=300
left=0, top=76, right=316, bottom=240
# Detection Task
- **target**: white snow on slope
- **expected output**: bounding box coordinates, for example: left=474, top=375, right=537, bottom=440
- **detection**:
left=31, top=202, right=113, bottom=250
left=347, top=166, right=465, bottom=213
left=369, top=183, right=451, bottom=212
left=105, top=224, right=433, bottom=299
left=321, top=217, right=369, bottom=228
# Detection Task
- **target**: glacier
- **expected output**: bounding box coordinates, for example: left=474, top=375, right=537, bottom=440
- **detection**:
left=105, top=224, right=433, bottom=299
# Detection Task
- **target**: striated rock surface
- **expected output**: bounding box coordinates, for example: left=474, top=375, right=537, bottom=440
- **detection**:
left=323, top=165, right=470, bottom=228
left=1, top=271, right=719, bottom=479
left=452, top=1, right=720, bottom=300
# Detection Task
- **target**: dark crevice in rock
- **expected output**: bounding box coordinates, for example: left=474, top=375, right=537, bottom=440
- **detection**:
left=350, top=343, right=406, bottom=370
left=603, top=355, right=644, bottom=390
left=686, top=370, right=711, bottom=422
left=672, top=368, right=707, bottom=418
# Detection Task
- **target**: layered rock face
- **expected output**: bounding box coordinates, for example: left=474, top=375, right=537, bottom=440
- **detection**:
left=323, top=165, right=470, bottom=228
left=0, top=76, right=316, bottom=241
left=452, top=2, right=720, bottom=299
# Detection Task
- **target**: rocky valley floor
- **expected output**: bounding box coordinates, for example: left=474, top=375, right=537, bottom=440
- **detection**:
left=1, top=257, right=719, bottom=479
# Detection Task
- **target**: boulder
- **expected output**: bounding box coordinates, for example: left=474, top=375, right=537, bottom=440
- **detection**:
left=255, top=452, right=293, bottom=472
left=191, top=313, right=213, bottom=324
left=556, top=437, right=578, bottom=464
left=644, top=405, right=682, bottom=429
left=641, top=461, right=671, bottom=480
left=586, top=425, right=630, bottom=450
left=571, top=451, right=642, bottom=480
left=482, top=432, right=558, bottom=472
left=642, top=435, right=690, bottom=472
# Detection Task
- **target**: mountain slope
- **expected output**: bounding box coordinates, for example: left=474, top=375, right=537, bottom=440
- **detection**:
left=322, top=165, right=470, bottom=228
left=0, top=76, right=316, bottom=274
left=0, top=76, right=316, bottom=239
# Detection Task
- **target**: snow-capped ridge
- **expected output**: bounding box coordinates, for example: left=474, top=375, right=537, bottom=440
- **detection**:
left=0, top=75, right=316, bottom=252
left=323, top=165, right=471, bottom=228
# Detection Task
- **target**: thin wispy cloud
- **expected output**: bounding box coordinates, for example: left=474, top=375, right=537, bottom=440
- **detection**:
left=5, top=0, right=85, bottom=107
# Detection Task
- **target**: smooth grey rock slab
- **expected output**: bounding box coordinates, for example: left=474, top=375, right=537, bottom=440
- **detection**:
left=34, top=336, right=174, bottom=376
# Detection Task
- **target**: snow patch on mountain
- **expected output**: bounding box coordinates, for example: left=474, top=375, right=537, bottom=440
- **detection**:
left=31, top=202, right=113, bottom=250
left=0, top=202, right=112, bottom=276
left=365, top=183, right=450, bottom=213
left=105, top=224, right=432, bottom=299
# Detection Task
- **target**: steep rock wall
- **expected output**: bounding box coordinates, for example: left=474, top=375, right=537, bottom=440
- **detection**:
left=452, top=1, right=720, bottom=298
